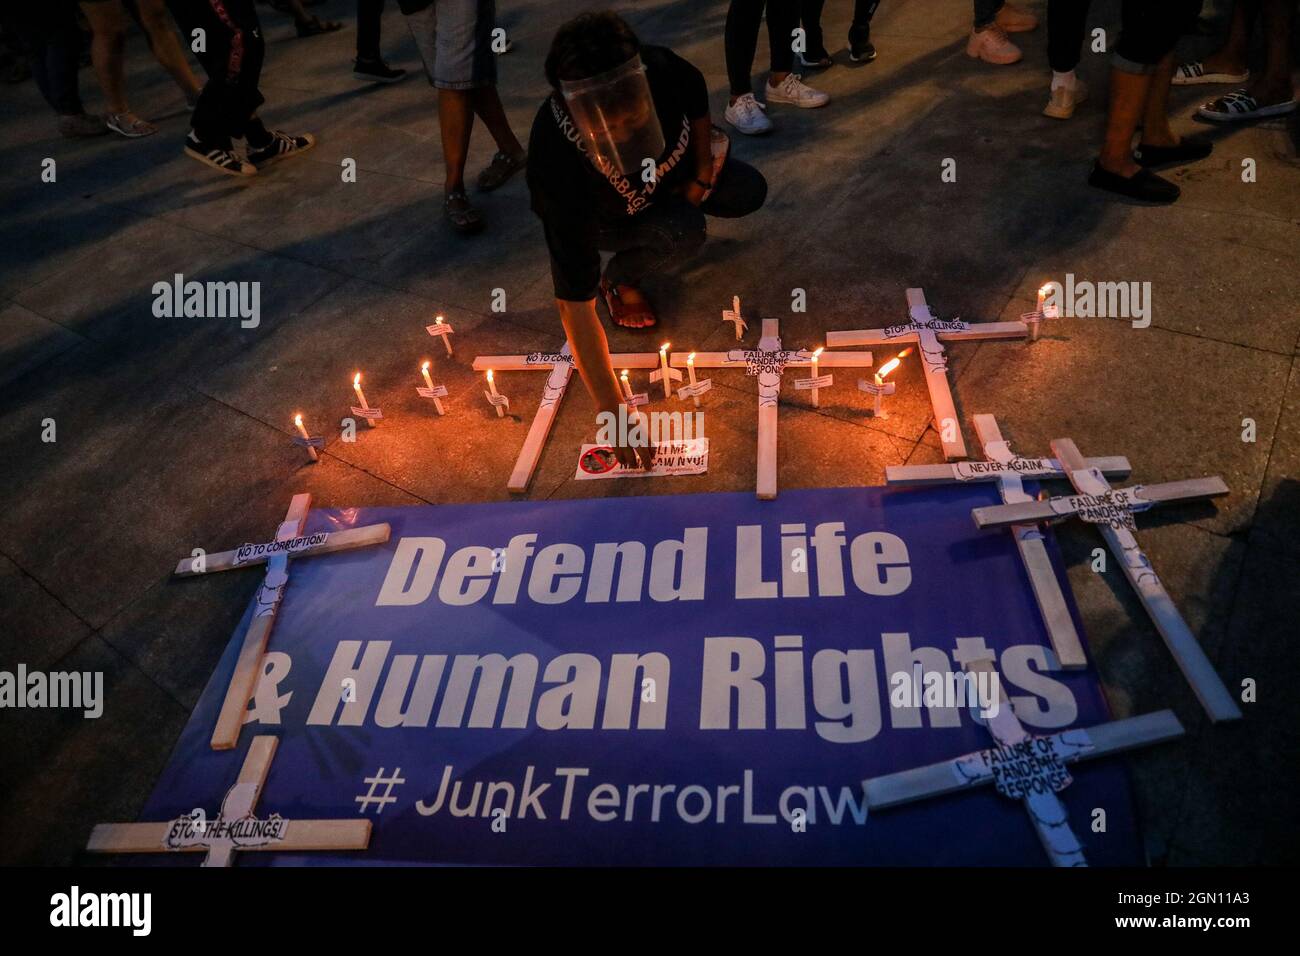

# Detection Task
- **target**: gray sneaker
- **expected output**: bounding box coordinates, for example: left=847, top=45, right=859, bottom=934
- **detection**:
left=58, top=113, right=108, bottom=138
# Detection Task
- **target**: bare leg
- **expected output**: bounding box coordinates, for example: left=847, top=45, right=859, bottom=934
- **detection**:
left=1099, top=68, right=1153, bottom=177
left=136, top=0, right=202, bottom=101
left=1138, top=53, right=1180, bottom=147
left=438, top=88, right=473, bottom=193
left=79, top=0, right=129, bottom=114
left=1201, top=0, right=1257, bottom=76
left=469, top=86, right=524, bottom=158
left=1245, top=0, right=1295, bottom=105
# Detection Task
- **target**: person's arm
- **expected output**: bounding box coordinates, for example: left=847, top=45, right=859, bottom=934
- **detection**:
left=682, top=114, right=715, bottom=205
left=558, top=298, right=655, bottom=470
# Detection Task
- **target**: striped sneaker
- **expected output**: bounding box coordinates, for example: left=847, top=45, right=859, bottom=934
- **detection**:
left=247, top=130, right=317, bottom=169
left=184, top=131, right=256, bottom=177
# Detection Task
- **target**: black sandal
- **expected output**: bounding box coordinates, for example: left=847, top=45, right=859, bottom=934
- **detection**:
left=444, top=190, right=484, bottom=234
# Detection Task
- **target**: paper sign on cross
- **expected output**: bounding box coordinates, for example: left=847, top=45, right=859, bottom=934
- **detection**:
left=470, top=343, right=665, bottom=493
left=862, top=654, right=1185, bottom=866
left=827, top=288, right=1028, bottom=460
left=87, top=736, right=370, bottom=866
left=887, top=415, right=1132, bottom=669
left=671, top=316, right=873, bottom=499
left=176, top=494, right=391, bottom=749
left=973, top=440, right=1240, bottom=723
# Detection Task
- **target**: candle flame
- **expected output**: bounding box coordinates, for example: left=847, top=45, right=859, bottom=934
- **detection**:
left=353, top=373, right=361, bottom=387
left=1038, top=284, right=1052, bottom=296
left=812, top=347, right=824, bottom=359
left=435, top=314, right=444, bottom=324
left=487, top=369, right=494, bottom=383
left=421, top=361, right=430, bottom=372
left=687, top=352, right=696, bottom=363
left=294, top=414, right=303, bottom=427
left=660, top=342, right=670, bottom=353
left=620, top=369, right=629, bottom=379
left=877, top=348, right=911, bottom=381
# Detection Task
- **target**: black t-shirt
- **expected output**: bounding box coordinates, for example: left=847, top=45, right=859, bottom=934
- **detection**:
left=526, top=45, right=710, bottom=302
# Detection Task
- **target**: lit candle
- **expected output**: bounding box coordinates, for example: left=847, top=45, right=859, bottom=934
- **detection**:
left=871, top=348, right=910, bottom=417
left=659, top=342, right=673, bottom=399
left=294, top=413, right=318, bottom=462
left=486, top=369, right=503, bottom=417
left=421, top=361, right=445, bottom=415
left=353, top=372, right=369, bottom=410
left=1036, top=285, right=1048, bottom=315
left=434, top=314, right=453, bottom=356
left=685, top=352, right=700, bottom=409
left=810, top=346, right=823, bottom=408
left=619, top=369, right=634, bottom=403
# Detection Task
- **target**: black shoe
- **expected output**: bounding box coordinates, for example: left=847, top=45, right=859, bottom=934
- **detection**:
left=184, top=130, right=256, bottom=177
left=848, top=31, right=877, bottom=63
left=797, top=47, right=832, bottom=69
left=1133, top=139, right=1213, bottom=169
left=246, top=130, right=316, bottom=168
left=354, top=57, right=407, bottom=83
left=1088, top=162, right=1179, bottom=203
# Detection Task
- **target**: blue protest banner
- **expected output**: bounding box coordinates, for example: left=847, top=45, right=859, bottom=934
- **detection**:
left=135, top=484, right=1143, bottom=865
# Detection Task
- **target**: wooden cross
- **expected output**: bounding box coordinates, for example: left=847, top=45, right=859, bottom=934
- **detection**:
left=470, top=342, right=664, bottom=493
left=827, top=288, right=1028, bottom=460
left=87, top=736, right=370, bottom=866
left=973, top=440, right=1240, bottom=723
left=887, top=414, right=1132, bottom=670
left=722, top=295, right=747, bottom=340
left=862, top=654, right=1184, bottom=867
left=176, top=494, right=391, bottom=750
left=670, top=316, right=873, bottom=499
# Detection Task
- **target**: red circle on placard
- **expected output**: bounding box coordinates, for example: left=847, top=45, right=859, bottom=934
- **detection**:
left=579, top=447, right=620, bottom=475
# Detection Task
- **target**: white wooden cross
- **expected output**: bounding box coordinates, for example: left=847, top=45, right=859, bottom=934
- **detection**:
left=827, top=288, right=1028, bottom=460
left=862, top=654, right=1185, bottom=867
left=176, top=494, right=391, bottom=749
left=670, top=316, right=873, bottom=499
left=973, top=439, right=1240, bottom=723
left=470, top=342, right=664, bottom=493
left=87, top=736, right=371, bottom=866
left=722, top=295, right=747, bottom=340
left=887, top=414, right=1132, bottom=669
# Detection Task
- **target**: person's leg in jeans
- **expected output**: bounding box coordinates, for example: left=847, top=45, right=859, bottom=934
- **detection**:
left=764, top=0, right=830, bottom=108
left=848, top=0, right=881, bottom=61
left=354, top=0, right=407, bottom=81
left=797, top=0, right=830, bottom=66
left=725, top=0, right=765, bottom=102
left=973, top=0, right=1005, bottom=29
left=1043, top=0, right=1091, bottom=118
left=79, top=0, right=156, bottom=135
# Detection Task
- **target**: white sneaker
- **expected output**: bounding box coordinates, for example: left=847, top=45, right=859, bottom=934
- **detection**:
left=765, top=72, right=830, bottom=108
left=725, top=92, right=775, bottom=135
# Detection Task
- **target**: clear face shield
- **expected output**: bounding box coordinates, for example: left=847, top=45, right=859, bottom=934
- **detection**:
left=559, top=54, right=665, bottom=177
